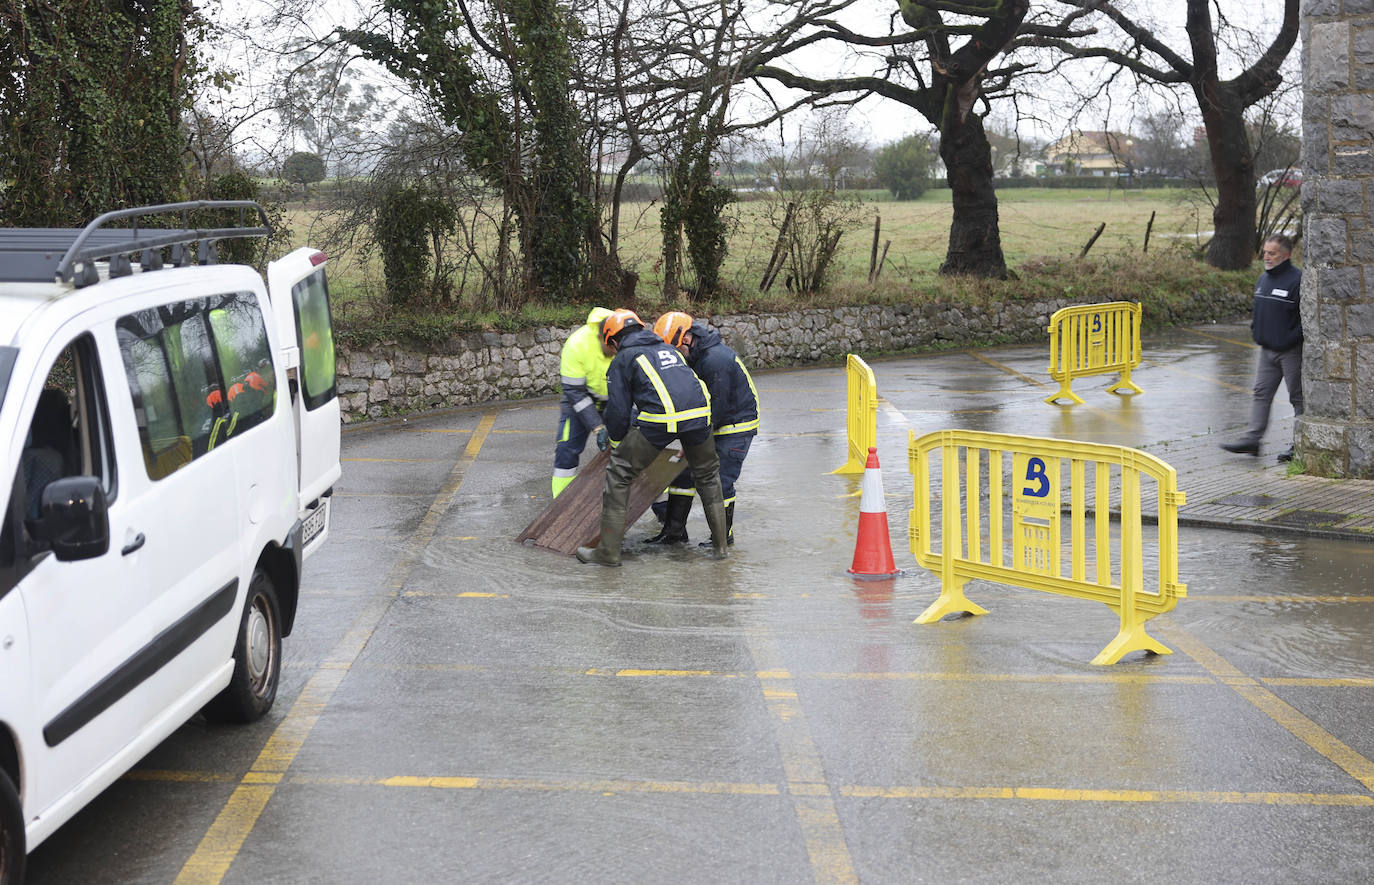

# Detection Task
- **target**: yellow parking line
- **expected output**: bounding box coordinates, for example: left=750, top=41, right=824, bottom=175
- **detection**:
left=125, top=768, right=1374, bottom=808
left=1183, top=327, right=1255, bottom=348
left=747, top=636, right=857, bottom=885
left=966, top=351, right=1045, bottom=388
left=175, top=408, right=500, bottom=885
left=843, top=785, right=1374, bottom=806
left=1160, top=619, right=1374, bottom=794
left=1263, top=677, right=1374, bottom=687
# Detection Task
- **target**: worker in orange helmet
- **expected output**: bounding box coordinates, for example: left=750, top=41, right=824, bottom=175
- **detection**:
left=576, top=309, right=729, bottom=567
left=644, top=311, right=758, bottom=548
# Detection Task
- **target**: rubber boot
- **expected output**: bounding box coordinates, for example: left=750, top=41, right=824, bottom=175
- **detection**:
left=699, top=501, right=734, bottom=548
left=701, top=497, right=729, bottom=560
left=643, top=494, right=691, bottom=544
left=577, top=487, right=629, bottom=567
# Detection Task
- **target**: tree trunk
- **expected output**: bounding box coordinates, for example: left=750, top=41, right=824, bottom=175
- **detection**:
left=1197, top=84, right=1258, bottom=270
left=938, top=115, right=1007, bottom=278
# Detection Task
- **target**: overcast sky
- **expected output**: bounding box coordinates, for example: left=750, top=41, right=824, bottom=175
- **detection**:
left=207, top=0, right=1302, bottom=162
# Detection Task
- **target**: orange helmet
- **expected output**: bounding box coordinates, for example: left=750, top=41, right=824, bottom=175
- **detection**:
left=601, top=308, right=642, bottom=348
left=653, top=311, right=694, bottom=348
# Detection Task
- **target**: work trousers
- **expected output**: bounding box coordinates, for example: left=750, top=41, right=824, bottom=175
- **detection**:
left=602, top=425, right=723, bottom=546
left=664, top=434, right=753, bottom=504
left=1244, top=344, right=1303, bottom=443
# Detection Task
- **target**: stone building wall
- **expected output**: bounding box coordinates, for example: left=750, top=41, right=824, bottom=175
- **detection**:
left=1298, top=0, right=1374, bottom=476
left=336, top=292, right=1250, bottom=423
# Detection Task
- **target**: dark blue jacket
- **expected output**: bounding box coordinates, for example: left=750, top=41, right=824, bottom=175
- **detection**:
left=687, top=322, right=759, bottom=437
left=1251, top=259, right=1303, bottom=352
left=603, top=327, right=711, bottom=444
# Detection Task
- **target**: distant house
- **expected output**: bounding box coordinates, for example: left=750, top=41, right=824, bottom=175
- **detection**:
left=1044, top=130, right=1136, bottom=176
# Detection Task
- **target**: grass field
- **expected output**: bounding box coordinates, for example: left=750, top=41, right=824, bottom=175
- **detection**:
left=287, top=186, right=1246, bottom=338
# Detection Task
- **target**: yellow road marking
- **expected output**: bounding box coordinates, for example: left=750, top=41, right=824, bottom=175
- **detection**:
left=1143, top=358, right=1249, bottom=393
left=843, top=785, right=1374, bottom=806
left=966, top=351, right=1045, bottom=388
left=124, top=770, right=238, bottom=784
left=1160, top=619, right=1374, bottom=794
left=176, top=408, right=500, bottom=884
left=747, top=635, right=857, bottom=885
left=400, top=590, right=508, bottom=598
left=1264, top=677, right=1374, bottom=687
left=1183, top=327, right=1255, bottom=349
left=125, top=769, right=1374, bottom=808
left=613, top=668, right=722, bottom=677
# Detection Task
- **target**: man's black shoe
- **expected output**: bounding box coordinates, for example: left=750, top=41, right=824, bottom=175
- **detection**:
left=1220, top=440, right=1259, bottom=456
left=1277, top=448, right=1294, bottom=462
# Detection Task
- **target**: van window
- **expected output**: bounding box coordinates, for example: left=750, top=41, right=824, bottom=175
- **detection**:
left=1, top=335, right=115, bottom=580
left=118, top=293, right=276, bottom=480
left=291, top=270, right=336, bottom=410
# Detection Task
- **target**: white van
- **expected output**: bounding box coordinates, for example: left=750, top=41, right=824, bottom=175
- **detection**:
left=0, top=201, right=341, bottom=882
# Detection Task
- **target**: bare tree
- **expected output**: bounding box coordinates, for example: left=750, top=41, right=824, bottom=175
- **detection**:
left=750, top=0, right=1086, bottom=278
left=1027, top=0, right=1300, bottom=269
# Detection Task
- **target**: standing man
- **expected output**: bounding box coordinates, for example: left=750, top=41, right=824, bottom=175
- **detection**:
left=644, top=311, right=758, bottom=547
left=576, top=309, right=730, bottom=566
left=553, top=307, right=614, bottom=496
left=1222, top=234, right=1304, bottom=462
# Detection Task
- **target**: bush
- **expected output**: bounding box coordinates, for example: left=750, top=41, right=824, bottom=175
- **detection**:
left=281, top=152, right=326, bottom=195
left=874, top=135, right=935, bottom=200
left=375, top=182, right=456, bottom=305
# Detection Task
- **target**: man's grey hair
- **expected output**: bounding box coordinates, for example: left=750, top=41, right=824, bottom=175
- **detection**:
left=1265, top=234, right=1294, bottom=254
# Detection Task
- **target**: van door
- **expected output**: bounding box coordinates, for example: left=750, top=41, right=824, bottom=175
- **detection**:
left=266, top=249, right=340, bottom=550
left=5, top=332, right=155, bottom=821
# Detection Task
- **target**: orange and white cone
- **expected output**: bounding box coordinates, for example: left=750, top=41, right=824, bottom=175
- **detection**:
left=849, top=446, right=901, bottom=578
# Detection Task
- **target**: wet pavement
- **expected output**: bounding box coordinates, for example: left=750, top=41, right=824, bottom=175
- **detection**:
left=25, top=321, right=1374, bottom=884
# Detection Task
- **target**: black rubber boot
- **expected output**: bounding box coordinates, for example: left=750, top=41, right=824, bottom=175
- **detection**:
left=644, top=494, right=692, bottom=544
left=699, top=501, right=734, bottom=548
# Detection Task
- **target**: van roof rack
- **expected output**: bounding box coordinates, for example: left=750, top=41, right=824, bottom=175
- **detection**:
left=0, top=200, right=272, bottom=287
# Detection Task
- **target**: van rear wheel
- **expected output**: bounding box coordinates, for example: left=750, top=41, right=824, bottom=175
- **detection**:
left=204, top=567, right=282, bottom=723
left=0, top=769, right=24, bottom=885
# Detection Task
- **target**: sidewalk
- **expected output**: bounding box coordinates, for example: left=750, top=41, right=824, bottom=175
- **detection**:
left=1136, top=414, right=1374, bottom=541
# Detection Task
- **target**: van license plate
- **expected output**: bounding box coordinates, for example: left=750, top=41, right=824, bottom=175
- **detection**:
left=302, top=500, right=328, bottom=545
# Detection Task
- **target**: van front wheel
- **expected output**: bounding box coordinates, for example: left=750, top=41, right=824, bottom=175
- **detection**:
left=205, top=567, right=282, bottom=723
left=0, top=769, right=25, bottom=885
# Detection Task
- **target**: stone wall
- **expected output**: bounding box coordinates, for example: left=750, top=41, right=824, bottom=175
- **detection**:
left=336, top=292, right=1251, bottom=423
left=1297, top=0, right=1374, bottom=477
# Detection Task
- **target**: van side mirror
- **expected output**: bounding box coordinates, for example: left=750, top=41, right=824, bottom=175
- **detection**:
left=38, top=476, right=110, bottom=561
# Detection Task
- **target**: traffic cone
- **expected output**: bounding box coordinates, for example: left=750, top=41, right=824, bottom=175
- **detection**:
left=849, top=446, right=901, bottom=578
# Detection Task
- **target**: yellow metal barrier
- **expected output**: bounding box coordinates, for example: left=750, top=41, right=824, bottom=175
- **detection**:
left=1045, top=301, right=1144, bottom=405
left=831, top=354, right=878, bottom=474
left=907, top=429, right=1187, bottom=665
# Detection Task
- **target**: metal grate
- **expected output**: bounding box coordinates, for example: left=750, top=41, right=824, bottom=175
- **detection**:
left=1268, top=509, right=1348, bottom=528
left=1212, top=493, right=1280, bottom=507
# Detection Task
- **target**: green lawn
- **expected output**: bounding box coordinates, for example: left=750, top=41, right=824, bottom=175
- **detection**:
left=285, top=186, right=1235, bottom=333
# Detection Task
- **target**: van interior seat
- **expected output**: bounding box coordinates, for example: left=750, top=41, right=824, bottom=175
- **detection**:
left=22, top=388, right=77, bottom=518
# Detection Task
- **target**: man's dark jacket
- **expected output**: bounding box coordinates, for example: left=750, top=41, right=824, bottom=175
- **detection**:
left=686, top=322, right=758, bottom=437
left=1251, top=258, right=1303, bottom=352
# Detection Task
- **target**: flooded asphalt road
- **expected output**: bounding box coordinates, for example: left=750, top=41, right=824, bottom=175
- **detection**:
left=25, top=322, right=1374, bottom=883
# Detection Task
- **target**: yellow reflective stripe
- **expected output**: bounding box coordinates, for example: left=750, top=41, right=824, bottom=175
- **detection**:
left=560, top=419, right=571, bottom=443
left=738, top=356, right=760, bottom=409
left=713, top=358, right=758, bottom=435
left=716, top=419, right=759, bottom=435
left=638, top=407, right=710, bottom=425
left=634, top=353, right=710, bottom=431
